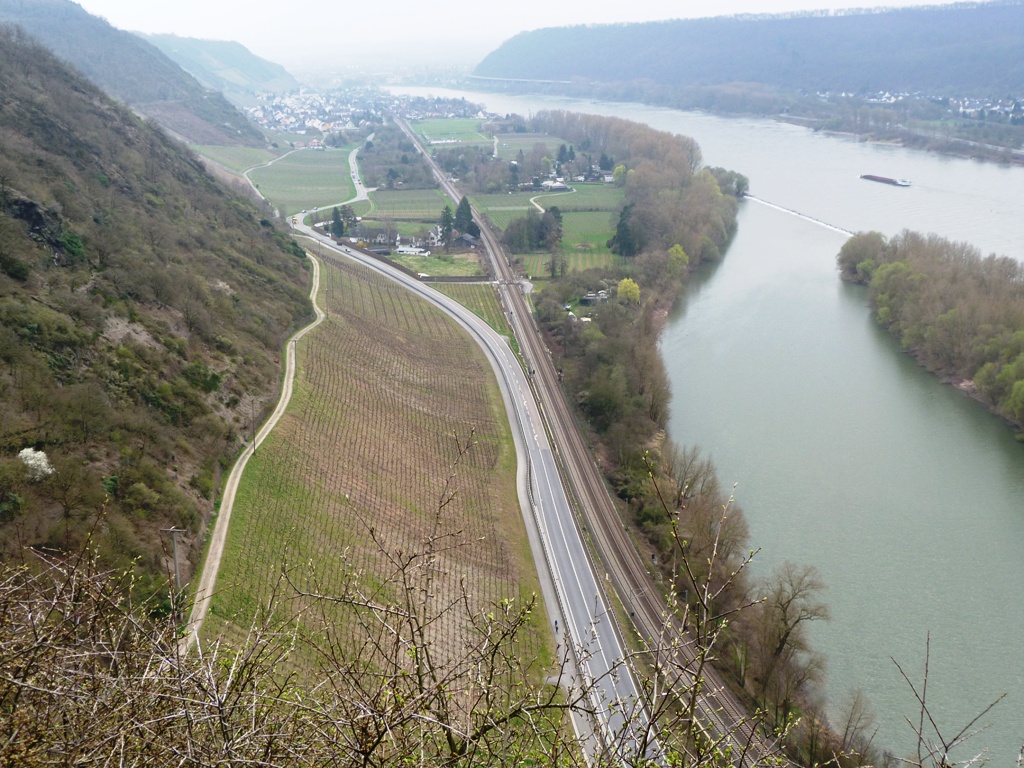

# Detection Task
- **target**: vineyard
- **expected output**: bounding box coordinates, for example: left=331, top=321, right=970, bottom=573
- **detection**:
left=247, top=148, right=357, bottom=216
left=433, top=283, right=513, bottom=336
left=192, top=145, right=278, bottom=173
left=206, top=253, right=546, bottom=676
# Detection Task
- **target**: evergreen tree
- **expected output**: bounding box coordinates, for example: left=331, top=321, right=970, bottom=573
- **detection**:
left=439, top=204, right=455, bottom=250
left=455, top=196, right=473, bottom=232
left=331, top=207, right=345, bottom=238
left=608, top=203, right=638, bottom=257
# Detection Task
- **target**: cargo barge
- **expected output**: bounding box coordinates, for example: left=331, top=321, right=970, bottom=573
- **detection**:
left=860, top=174, right=911, bottom=186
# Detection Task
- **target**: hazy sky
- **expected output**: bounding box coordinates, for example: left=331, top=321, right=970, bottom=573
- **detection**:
left=74, top=0, right=949, bottom=72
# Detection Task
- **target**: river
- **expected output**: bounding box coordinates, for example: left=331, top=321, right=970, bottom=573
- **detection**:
left=389, top=86, right=1024, bottom=763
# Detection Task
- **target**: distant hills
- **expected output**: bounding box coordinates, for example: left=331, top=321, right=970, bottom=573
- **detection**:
left=0, top=0, right=265, bottom=146
left=141, top=34, right=301, bottom=107
left=0, top=27, right=311, bottom=591
left=474, top=1, right=1024, bottom=97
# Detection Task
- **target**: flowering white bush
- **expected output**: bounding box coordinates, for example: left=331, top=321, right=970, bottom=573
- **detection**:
left=18, top=448, right=54, bottom=481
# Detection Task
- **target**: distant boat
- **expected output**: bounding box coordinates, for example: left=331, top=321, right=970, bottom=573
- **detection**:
left=860, top=174, right=911, bottom=186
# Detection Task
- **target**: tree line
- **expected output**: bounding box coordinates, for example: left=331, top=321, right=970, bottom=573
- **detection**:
left=838, top=229, right=1024, bottom=429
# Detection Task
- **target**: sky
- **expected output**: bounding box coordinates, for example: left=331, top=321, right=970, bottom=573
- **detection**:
left=74, top=0, right=950, bottom=73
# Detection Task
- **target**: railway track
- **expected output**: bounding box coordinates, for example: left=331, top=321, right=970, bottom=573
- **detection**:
left=395, top=116, right=786, bottom=766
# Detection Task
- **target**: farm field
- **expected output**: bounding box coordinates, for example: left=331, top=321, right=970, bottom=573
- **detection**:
left=191, top=145, right=278, bottom=173
left=492, top=133, right=563, bottom=161
left=412, top=117, right=491, bottom=146
left=391, top=252, right=484, bottom=277
left=560, top=211, right=617, bottom=253
left=519, top=247, right=623, bottom=279
left=366, top=188, right=451, bottom=220
left=205, top=253, right=547, bottom=674
left=544, top=183, right=624, bottom=212
left=248, top=147, right=357, bottom=217
left=470, top=193, right=536, bottom=231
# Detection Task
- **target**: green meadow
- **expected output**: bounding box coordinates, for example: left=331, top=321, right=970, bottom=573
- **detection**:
left=412, top=118, right=491, bottom=146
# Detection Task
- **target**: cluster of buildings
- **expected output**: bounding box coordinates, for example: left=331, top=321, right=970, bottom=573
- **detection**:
left=246, top=87, right=492, bottom=140
left=818, top=89, right=1023, bottom=123
left=246, top=87, right=380, bottom=137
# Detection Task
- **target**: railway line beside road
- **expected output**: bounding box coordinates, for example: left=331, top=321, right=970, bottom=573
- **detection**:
left=394, top=115, right=785, bottom=766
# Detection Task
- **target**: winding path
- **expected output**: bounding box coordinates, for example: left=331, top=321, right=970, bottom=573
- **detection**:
left=180, top=229, right=326, bottom=652
left=182, top=142, right=368, bottom=651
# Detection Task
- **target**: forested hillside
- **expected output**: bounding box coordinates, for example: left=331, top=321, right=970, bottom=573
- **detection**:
left=142, top=34, right=301, bottom=107
left=475, top=2, right=1024, bottom=97
left=0, top=0, right=265, bottom=146
left=0, top=28, right=312, bottom=602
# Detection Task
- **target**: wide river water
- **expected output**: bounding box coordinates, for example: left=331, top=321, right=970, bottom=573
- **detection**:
left=390, top=86, right=1024, bottom=763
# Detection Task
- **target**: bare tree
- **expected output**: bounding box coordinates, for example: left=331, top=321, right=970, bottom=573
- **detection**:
left=750, top=562, right=830, bottom=726
left=893, top=634, right=1012, bottom=768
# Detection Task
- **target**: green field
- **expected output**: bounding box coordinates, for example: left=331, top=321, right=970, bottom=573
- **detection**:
left=519, top=248, right=624, bottom=278
left=492, top=133, right=562, bottom=161
left=412, top=118, right=491, bottom=146
left=247, top=147, right=357, bottom=217
left=560, top=210, right=617, bottom=251
left=470, top=193, right=536, bottom=232
left=471, top=188, right=618, bottom=270
left=191, top=145, right=278, bottom=173
left=365, top=188, right=451, bottom=220
left=544, top=183, right=624, bottom=211
left=390, top=252, right=484, bottom=277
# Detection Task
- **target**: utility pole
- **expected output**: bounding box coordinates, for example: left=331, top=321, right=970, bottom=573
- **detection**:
left=250, top=397, right=256, bottom=454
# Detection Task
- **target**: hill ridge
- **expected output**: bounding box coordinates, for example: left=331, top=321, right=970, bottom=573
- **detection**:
left=474, top=1, right=1024, bottom=96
